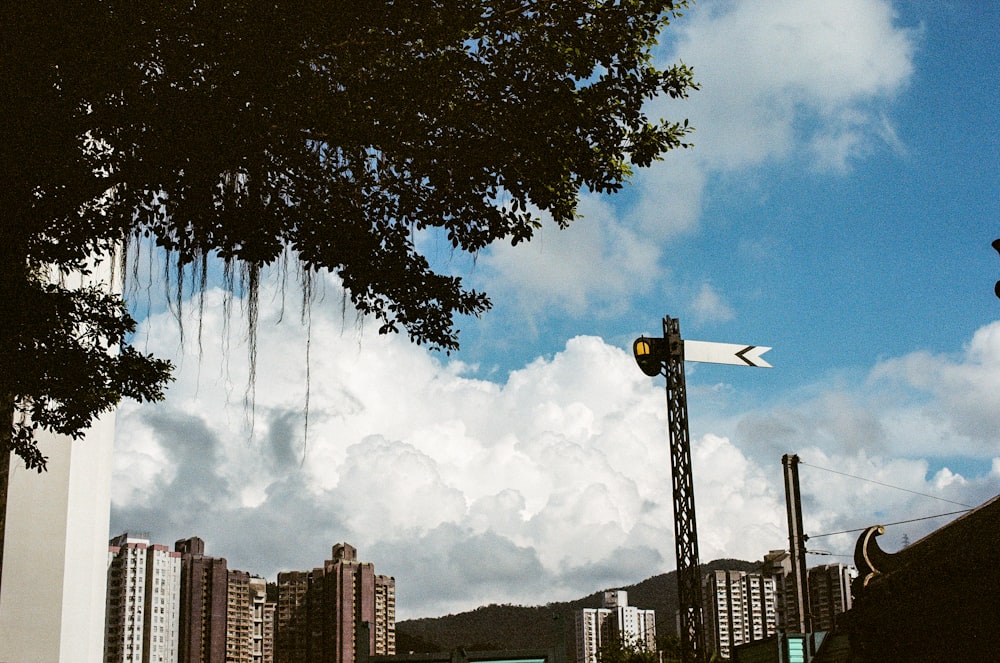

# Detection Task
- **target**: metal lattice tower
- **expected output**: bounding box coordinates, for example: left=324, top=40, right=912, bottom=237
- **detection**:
left=661, top=316, right=706, bottom=663
left=636, top=316, right=771, bottom=663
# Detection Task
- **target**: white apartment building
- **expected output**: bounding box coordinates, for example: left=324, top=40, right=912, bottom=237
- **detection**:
left=144, top=543, right=181, bottom=663
left=576, top=590, right=656, bottom=663
left=703, top=570, right=777, bottom=659
left=0, top=258, right=119, bottom=663
left=104, top=533, right=181, bottom=663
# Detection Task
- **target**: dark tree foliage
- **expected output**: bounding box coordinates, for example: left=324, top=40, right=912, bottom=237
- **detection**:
left=2, top=276, right=173, bottom=472
left=598, top=637, right=660, bottom=663
left=657, top=635, right=684, bottom=663
left=396, top=560, right=758, bottom=659
left=1, top=0, right=697, bottom=468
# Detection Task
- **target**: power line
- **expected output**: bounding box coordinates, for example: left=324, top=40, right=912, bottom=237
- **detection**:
left=805, top=550, right=853, bottom=559
left=799, top=460, right=974, bottom=508
left=807, top=508, right=971, bottom=540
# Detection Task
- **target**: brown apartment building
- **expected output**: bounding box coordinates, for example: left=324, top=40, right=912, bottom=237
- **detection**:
left=174, top=537, right=280, bottom=663
left=176, top=537, right=229, bottom=663
left=276, top=543, right=395, bottom=663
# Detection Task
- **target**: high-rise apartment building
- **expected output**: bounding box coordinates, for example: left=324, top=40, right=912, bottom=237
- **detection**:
left=762, top=550, right=798, bottom=633
left=249, top=577, right=274, bottom=663
left=176, top=537, right=228, bottom=663
left=228, top=570, right=253, bottom=662
left=762, top=551, right=856, bottom=634
left=105, top=535, right=148, bottom=663
left=261, top=601, right=276, bottom=663
left=371, top=572, right=395, bottom=657
left=806, top=563, right=855, bottom=632
left=104, top=532, right=182, bottom=663
left=276, top=570, right=309, bottom=663
left=144, top=542, right=183, bottom=663
left=0, top=260, right=119, bottom=663
left=575, top=590, right=656, bottom=663
left=702, top=570, right=776, bottom=659
left=172, top=537, right=278, bottom=663
left=275, top=543, right=395, bottom=663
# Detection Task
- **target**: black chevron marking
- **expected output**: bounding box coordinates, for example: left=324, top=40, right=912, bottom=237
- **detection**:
left=735, top=345, right=757, bottom=366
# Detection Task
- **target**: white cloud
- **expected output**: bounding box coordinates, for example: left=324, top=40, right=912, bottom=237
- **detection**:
left=691, top=283, right=736, bottom=323
left=471, top=0, right=917, bottom=328
left=719, top=318, right=1000, bottom=556
left=107, top=3, right=969, bottom=619
left=113, top=271, right=1000, bottom=619
left=476, top=193, right=665, bottom=318
left=692, top=434, right=785, bottom=561
left=664, top=0, right=916, bottom=172
left=111, top=279, right=775, bottom=617
left=869, top=321, right=1000, bottom=455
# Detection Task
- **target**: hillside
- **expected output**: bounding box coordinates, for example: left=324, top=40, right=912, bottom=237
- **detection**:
left=396, top=558, right=760, bottom=657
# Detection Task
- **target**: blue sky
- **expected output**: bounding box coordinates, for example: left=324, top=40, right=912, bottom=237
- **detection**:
left=112, top=0, right=999, bottom=620
left=458, top=0, right=998, bottom=389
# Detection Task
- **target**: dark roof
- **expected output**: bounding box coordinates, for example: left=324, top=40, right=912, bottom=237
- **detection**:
left=846, top=493, right=1000, bottom=662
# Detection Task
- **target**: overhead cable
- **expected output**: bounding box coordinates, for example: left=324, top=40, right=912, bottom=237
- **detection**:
left=807, top=508, right=972, bottom=540
left=799, top=460, right=974, bottom=508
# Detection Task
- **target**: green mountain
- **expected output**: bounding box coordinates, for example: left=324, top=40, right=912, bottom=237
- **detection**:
left=396, top=558, right=760, bottom=657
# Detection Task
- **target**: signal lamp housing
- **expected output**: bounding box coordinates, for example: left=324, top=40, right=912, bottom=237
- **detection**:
left=633, top=336, right=667, bottom=377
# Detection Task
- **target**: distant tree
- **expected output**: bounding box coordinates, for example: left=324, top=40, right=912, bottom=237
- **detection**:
left=598, top=637, right=659, bottom=663
left=657, top=635, right=682, bottom=663
left=1, top=0, right=697, bottom=580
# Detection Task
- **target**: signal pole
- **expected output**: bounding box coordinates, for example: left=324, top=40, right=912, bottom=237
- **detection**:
left=633, top=317, right=771, bottom=663
left=636, top=317, right=705, bottom=663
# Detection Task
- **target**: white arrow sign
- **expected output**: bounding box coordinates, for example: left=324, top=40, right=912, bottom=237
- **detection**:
left=684, top=340, right=772, bottom=368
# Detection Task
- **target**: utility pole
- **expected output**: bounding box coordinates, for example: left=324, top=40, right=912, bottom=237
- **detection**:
left=782, top=454, right=812, bottom=640
left=633, top=317, right=771, bottom=663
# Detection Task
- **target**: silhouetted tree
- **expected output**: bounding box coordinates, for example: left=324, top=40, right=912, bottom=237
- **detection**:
left=1, top=0, right=697, bottom=581
left=658, top=635, right=682, bottom=663
left=598, top=637, right=659, bottom=663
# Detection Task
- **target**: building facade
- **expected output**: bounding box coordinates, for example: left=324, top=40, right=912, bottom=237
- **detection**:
left=702, top=570, right=776, bottom=659
left=806, top=563, right=855, bottom=633
left=174, top=537, right=279, bottom=663
left=261, top=602, right=276, bottom=663
left=104, top=533, right=182, bottom=663
left=0, top=259, right=122, bottom=663
left=575, top=590, right=656, bottom=663
left=249, top=576, right=274, bottom=663
left=143, top=542, right=183, bottom=663
left=761, top=550, right=798, bottom=634
left=0, top=349, right=117, bottom=662
left=176, top=537, right=229, bottom=663
left=275, top=571, right=309, bottom=663
left=227, top=570, right=253, bottom=662
left=275, top=543, right=395, bottom=663
left=762, top=551, right=856, bottom=634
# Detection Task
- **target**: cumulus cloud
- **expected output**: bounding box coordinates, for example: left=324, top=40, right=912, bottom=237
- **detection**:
left=723, top=319, right=1000, bottom=556
left=474, top=193, right=666, bottom=319
left=109, top=1, right=962, bottom=620
left=686, top=336, right=1000, bottom=558
left=472, top=0, right=916, bottom=329
left=868, top=321, right=1000, bottom=455
left=113, top=280, right=687, bottom=617
left=112, top=273, right=1000, bottom=619
left=662, top=0, right=916, bottom=172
